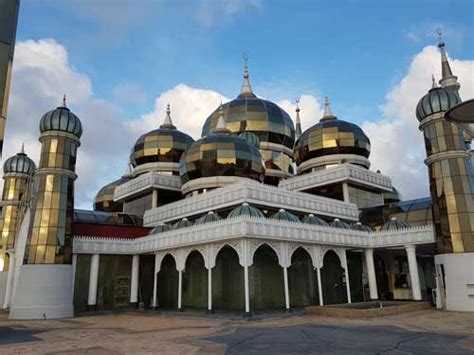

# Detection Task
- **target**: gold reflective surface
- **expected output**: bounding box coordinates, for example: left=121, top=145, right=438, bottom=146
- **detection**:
left=94, top=177, right=130, bottom=212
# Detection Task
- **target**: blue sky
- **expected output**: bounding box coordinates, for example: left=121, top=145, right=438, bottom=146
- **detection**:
left=4, top=0, right=473, bottom=208
left=17, top=0, right=473, bottom=124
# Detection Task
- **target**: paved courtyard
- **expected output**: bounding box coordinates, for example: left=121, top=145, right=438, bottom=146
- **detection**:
left=0, top=308, right=473, bottom=354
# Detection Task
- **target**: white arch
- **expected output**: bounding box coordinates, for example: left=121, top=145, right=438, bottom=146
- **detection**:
left=289, top=245, right=315, bottom=268
left=212, top=242, right=241, bottom=268
left=321, top=247, right=346, bottom=269
left=249, top=241, right=282, bottom=267
left=158, top=252, right=178, bottom=272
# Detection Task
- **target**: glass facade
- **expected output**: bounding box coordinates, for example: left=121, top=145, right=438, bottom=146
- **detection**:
left=123, top=193, right=152, bottom=216
left=130, top=127, right=194, bottom=167
left=24, top=174, right=74, bottom=264
left=348, top=185, right=384, bottom=209
left=294, top=119, right=371, bottom=169
left=179, top=133, right=265, bottom=185
left=0, top=0, right=20, bottom=157
left=260, top=149, right=294, bottom=175
left=39, top=138, right=77, bottom=170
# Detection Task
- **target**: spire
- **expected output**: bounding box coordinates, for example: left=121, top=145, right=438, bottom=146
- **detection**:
left=61, top=94, right=67, bottom=108
left=213, top=103, right=230, bottom=134
left=321, top=96, right=337, bottom=121
left=437, top=30, right=460, bottom=92
left=19, top=143, right=25, bottom=155
left=238, top=53, right=257, bottom=99
left=295, top=98, right=302, bottom=139
left=160, top=103, right=176, bottom=129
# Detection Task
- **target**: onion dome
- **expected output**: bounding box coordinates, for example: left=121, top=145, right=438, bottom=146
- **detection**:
left=238, top=131, right=260, bottom=148
left=93, top=176, right=130, bottom=212
left=179, top=106, right=265, bottom=193
left=201, top=57, right=295, bottom=182
left=381, top=217, right=410, bottom=231
left=302, top=213, right=329, bottom=226
left=330, top=218, right=351, bottom=229
left=352, top=222, right=373, bottom=232
left=149, top=224, right=171, bottom=235
left=227, top=202, right=265, bottom=219
left=195, top=211, right=222, bottom=225
left=172, top=217, right=192, bottom=230
left=294, top=97, right=371, bottom=173
left=40, top=95, right=82, bottom=138
left=3, top=145, right=36, bottom=175
left=270, top=208, right=300, bottom=223
left=130, top=104, right=194, bottom=175
left=416, top=76, right=461, bottom=122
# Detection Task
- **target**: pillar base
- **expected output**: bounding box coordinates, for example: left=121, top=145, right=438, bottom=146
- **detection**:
left=178, top=307, right=183, bottom=312
left=87, top=305, right=97, bottom=312
left=243, top=311, right=252, bottom=318
left=129, top=302, right=138, bottom=309
left=150, top=306, right=160, bottom=312
left=284, top=308, right=292, bottom=314
left=206, top=309, right=214, bottom=314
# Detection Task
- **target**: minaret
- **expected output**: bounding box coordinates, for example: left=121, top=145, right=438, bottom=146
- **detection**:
left=0, top=145, right=35, bottom=271
left=416, top=73, right=474, bottom=254
left=437, top=31, right=461, bottom=93
left=238, top=54, right=257, bottom=99
left=295, top=99, right=302, bottom=139
left=9, top=96, right=82, bottom=319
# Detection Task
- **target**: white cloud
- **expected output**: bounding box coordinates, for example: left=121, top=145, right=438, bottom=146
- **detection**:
left=113, top=83, right=148, bottom=104
left=194, top=0, right=261, bottom=27
left=278, top=95, right=323, bottom=133
left=129, top=84, right=228, bottom=140
left=362, top=45, right=474, bottom=199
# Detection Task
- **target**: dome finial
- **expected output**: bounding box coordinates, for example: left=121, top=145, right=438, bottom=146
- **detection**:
left=238, top=53, right=257, bottom=99
left=321, top=96, right=336, bottom=121
left=20, top=143, right=25, bottom=155
left=160, top=103, right=176, bottom=129
left=431, top=74, right=438, bottom=89
left=213, top=102, right=230, bottom=134
left=295, top=98, right=302, bottom=139
left=62, top=94, right=67, bottom=108
left=436, top=29, right=460, bottom=92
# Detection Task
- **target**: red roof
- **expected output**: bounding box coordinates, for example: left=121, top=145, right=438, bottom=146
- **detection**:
left=73, top=223, right=151, bottom=239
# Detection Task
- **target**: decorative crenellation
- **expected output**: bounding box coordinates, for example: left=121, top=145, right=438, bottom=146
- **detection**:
left=143, top=180, right=360, bottom=225
left=73, top=216, right=435, bottom=259
left=114, top=171, right=181, bottom=201
left=280, top=164, right=392, bottom=192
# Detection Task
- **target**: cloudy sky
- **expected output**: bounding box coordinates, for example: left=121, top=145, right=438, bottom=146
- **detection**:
left=3, top=0, right=473, bottom=209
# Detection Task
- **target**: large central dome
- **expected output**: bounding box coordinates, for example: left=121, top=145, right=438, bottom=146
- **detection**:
left=201, top=59, right=295, bottom=184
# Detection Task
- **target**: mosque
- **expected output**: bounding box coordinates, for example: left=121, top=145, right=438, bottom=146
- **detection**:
left=0, top=38, right=472, bottom=319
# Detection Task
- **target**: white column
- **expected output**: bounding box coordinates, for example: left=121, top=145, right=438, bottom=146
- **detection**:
left=130, top=254, right=140, bottom=305
left=342, top=182, right=350, bottom=203
left=316, top=267, right=324, bottom=306
left=3, top=250, right=15, bottom=309
left=244, top=265, right=250, bottom=315
left=88, top=254, right=100, bottom=309
left=283, top=266, right=290, bottom=311
left=406, top=245, right=422, bottom=301
left=177, top=270, right=183, bottom=310
left=152, top=189, right=159, bottom=208
left=364, top=249, right=378, bottom=300
left=342, top=250, right=351, bottom=303
left=152, top=253, right=159, bottom=308
left=72, top=254, right=77, bottom=294
left=207, top=267, right=213, bottom=313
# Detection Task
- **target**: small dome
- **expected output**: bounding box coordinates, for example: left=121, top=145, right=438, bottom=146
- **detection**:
left=227, top=203, right=265, bottom=219
left=172, top=217, right=192, bottom=230
left=294, top=98, right=370, bottom=171
left=302, top=213, right=329, bottom=226
left=352, top=222, right=373, bottom=232
left=93, top=177, right=130, bottom=212
left=416, top=86, right=461, bottom=121
left=330, top=218, right=351, bottom=229
left=179, top=129, right=265, bottom=185
left=3, top=146, right=36, bottom=175
left=381, top=217, right=410, bottom=231
left=270, top=209, right=301, bottom=223
left=238, top=131, right=260, bottom=148
left=131, top=105, right=194, bottom=169
left=149, top=224, right=171, bottom=235
left=195, top=211, right=222, bottom=225
left=39, top=98, right=82, bottom=138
